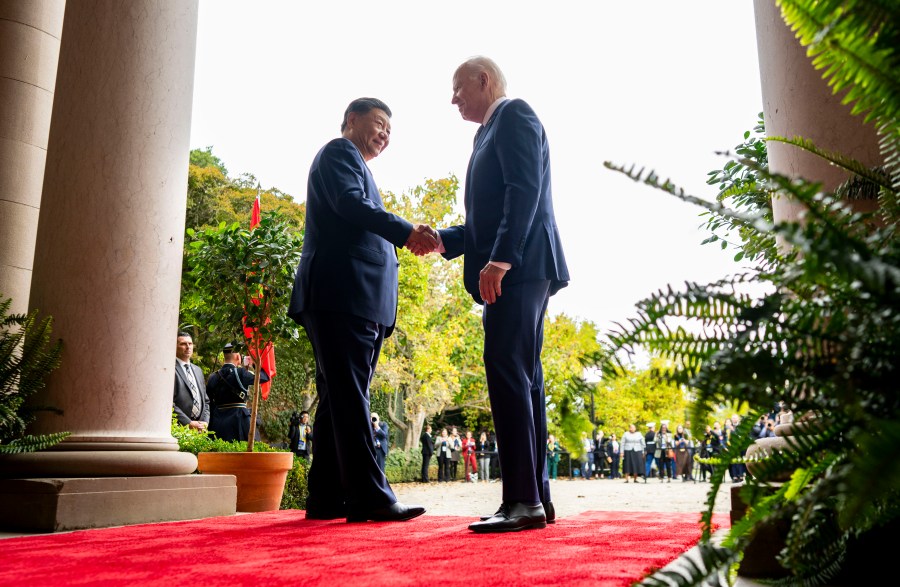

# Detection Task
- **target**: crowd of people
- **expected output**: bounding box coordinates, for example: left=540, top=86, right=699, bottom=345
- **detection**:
left=562, top=405, right=792, bottom=484
left=422, top=427, right=499, bottom=483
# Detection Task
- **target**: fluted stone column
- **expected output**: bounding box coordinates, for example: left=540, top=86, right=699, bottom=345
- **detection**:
left=753, top=0, right=883, bottom=223
left=0, top=0, right=65, bottom=314
left=13, top=0, right=202, bottom=477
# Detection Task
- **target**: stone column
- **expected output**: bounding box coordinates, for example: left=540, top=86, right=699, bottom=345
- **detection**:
left=0, top=0, right=65, bottom=314
left=0, top=1, right=236, bottom=530
left=753, top=0, right=883, bottom=223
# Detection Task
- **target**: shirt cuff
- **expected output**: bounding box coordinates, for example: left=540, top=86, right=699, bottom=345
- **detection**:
left=489, top=261, right=512, bottom=270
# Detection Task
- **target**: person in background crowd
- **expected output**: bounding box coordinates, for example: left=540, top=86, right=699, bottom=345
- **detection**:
left=462, top=430, right=478, bottom=482
left=436, top=428, right=451, bottom=482
left=593, top=430, right=607, bottom=479
left=644, top=422, right=657, bottom=482
left=371, top=412, right=389, bottom=473
left=420, top=424, right=434, bottom=483
left=621, top=424, right=646, bottom=483
left=607, top=433, right=620, bottom=479
left=728, top=414, right=746, bottom=483
left=547, top=434, right=561, bottom=480
left=699, top=424, right=714, bottom=482
left=449, top=427, right=462, bottom=480
left=478, top=431, right=492, bottom=482
left=656, top=422, right=674, bottom=482
left=674, top=424, right=693, bottom=482
left=759, top=418, right=777, bottom=438
left=580, top=431, right=594, bottom=480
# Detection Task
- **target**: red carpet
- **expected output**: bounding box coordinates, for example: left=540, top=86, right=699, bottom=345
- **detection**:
left=1, top=511, right=727, bottom=586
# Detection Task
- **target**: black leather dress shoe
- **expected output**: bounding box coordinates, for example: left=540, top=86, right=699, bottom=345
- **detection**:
left=468, top=502, right=547, bottom=533
left=544, top=500, right=556, bottom=524
left=346, top=502, right=426, bottom=523
left=481, top=500, right=555, bottom=523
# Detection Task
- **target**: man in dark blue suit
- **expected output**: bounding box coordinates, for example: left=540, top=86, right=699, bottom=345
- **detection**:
left=436, top=57, right=569, bottom=533
left=287, top=97, right=432, bottom=523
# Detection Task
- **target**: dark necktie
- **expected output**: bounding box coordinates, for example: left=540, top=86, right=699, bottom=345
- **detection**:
left=184, top=363, right=201, bottom=418
left=473, top=125, right=484, bottom=147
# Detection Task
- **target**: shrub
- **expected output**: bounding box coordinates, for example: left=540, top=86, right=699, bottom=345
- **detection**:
left=280, top=456, right=309, bottom=510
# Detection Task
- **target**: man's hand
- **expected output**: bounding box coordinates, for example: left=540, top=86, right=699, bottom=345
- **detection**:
left=189, top=420, right=207, bottom=431
left=479, top=263, right=508, bottom=304
left=405, top=224, right=438, bottom=256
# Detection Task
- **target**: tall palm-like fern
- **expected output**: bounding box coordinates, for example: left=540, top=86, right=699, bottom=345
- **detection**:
left=583, top=2, right=899, bottom=585
left=0, top=296, right=67, bottom=453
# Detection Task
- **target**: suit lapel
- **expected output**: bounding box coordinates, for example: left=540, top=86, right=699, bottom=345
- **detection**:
left=176, top=361, right=191, bottom=388
left=465, top=100, right=510, bottom=209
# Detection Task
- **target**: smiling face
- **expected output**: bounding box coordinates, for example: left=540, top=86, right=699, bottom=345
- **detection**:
left=343, top=107, right=391, bottom=161
left=451, top=65, right=492, bottom=123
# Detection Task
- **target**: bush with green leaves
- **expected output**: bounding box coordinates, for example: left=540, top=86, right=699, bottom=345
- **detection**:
left=385, top=447, right=436, bottom=483
left=0, top=296, right=67, bottom=454
left=587, top=2, right=899, bottom=585
left=280, top=456, right=309, bottom=510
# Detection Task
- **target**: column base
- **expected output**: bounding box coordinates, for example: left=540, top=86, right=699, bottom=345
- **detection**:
left=0, top=475, right=237, bottom=532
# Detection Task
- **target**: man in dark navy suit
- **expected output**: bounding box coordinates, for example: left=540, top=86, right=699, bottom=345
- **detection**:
left=287, top=97, right=431, bottom=523
left=436, top=57, right=569, bottom=533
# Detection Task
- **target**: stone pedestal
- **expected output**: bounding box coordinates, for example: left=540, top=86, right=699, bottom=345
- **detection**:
left=0, top=475, right=236, bottom=532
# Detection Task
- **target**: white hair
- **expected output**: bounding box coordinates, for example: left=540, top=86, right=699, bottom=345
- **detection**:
left=457, top=56, right=507, bottom=96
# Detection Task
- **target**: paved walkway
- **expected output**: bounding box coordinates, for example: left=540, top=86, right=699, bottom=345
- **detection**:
left=393, top=476, right=732, bottom=518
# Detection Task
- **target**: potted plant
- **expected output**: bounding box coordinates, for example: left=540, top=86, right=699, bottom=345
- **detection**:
left=182, top=211, right=303, bottom=511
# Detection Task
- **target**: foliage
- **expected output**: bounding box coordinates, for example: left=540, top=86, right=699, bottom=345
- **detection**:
left=702, top=114, right=777, bottom=267
left=384, top=447, right=435, bottom=484
left=608, top=3, right=899, bottom=583
left=0, top=296, right=67, bottom=454
left=372, top=177, right=471, bottom=449
left=280, top=456, right=309, bottom=510
left=171, top=417, right=284, bottom=455
left=182, top=211, right=303, bottom=450
left=181, top=148, right=306, bottom=375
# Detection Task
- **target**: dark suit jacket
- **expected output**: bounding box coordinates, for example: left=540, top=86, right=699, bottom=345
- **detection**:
left=173, top=361, right=209, bottom=425
left=374, top=421, right=389, bottom=456
left=420, top=431, right=434, bottom=456
left=287, top=138, right=413, bottom=331
left=439, top=99, right=569, bottom=304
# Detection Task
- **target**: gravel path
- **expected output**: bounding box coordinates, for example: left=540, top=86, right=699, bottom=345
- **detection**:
left=393, top=476, right=732, bottom=519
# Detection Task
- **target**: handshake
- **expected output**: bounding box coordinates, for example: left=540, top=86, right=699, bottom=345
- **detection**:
left=404, top=224, right=441, bottom=256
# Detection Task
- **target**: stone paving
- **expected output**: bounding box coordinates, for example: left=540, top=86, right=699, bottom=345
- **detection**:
left=393, top=475, right=732, bottom=518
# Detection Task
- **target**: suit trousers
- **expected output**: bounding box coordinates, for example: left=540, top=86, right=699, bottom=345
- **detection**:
left=482, top=279, right=551, bottom=506
left=300, top=310, right=396, bottom=512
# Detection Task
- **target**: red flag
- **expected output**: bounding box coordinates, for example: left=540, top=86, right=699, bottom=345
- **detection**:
left=251, top=194, right=261, bottom=229
left=245, top=184, right=275, bottom=398
left=243, top=320, right=276, bottom=399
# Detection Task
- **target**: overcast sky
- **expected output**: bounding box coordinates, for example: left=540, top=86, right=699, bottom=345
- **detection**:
left=189, top=0, right=765, bottom=333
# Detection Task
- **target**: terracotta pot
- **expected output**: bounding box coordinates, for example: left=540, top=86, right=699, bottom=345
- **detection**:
left=197, top=452, right=293, bottom=512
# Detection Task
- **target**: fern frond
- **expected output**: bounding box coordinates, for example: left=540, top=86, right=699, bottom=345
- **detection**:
left=636, top=543, right=737, bottom=587
left=0, top=431, right=70, bottom=454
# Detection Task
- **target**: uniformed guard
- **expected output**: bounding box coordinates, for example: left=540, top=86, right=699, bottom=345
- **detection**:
left=206, top=342, right=269, bottom=442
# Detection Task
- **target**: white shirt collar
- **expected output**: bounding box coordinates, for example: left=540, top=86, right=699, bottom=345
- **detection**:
left=176, top=358, right=191, bottom=369
left=482, top=97, right=507, bottom=125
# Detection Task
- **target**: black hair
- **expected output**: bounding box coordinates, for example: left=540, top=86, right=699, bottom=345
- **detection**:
left=341, top=97, right=392, bottom=132
left=177, top=331, right=192, bottom=339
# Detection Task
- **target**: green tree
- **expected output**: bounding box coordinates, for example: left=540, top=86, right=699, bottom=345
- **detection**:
left=372, top=177, right=475, bottom=449
left=181, top=211, right=304, bottom=449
